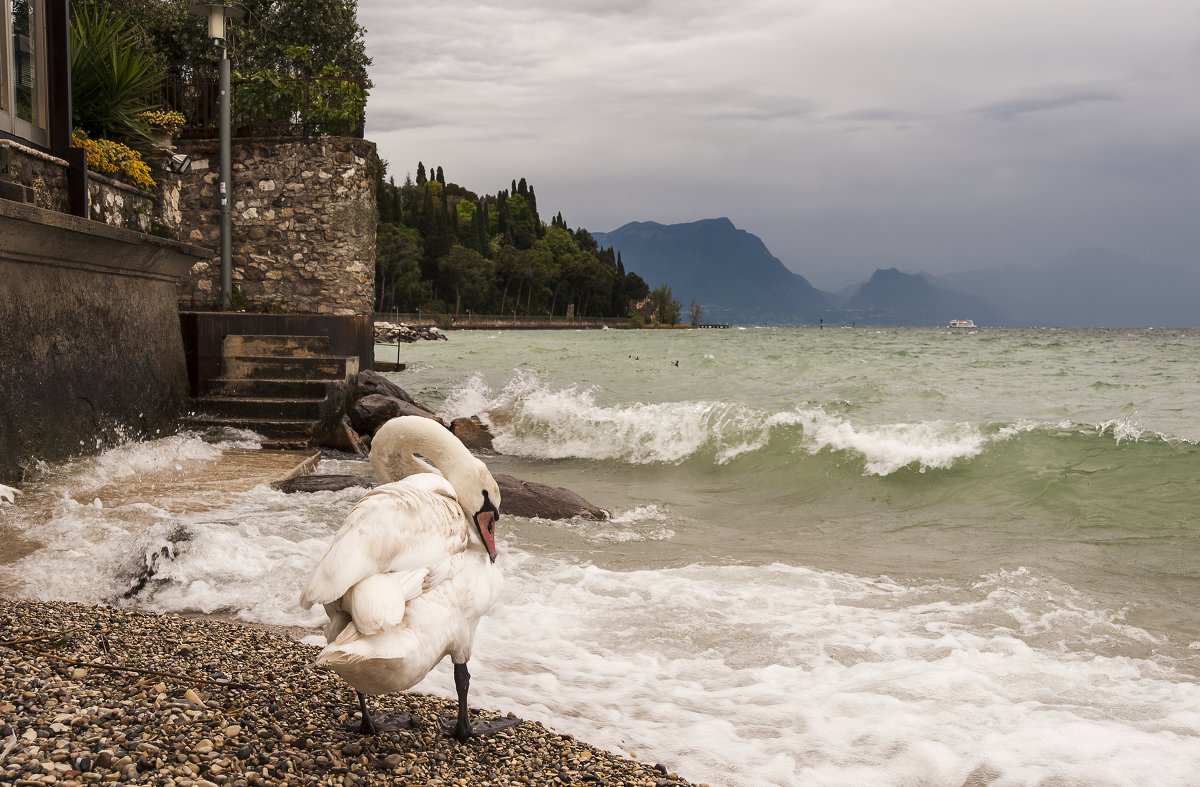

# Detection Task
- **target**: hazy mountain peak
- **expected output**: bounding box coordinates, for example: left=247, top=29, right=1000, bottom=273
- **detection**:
left=594, top=218, right=828, bottom=324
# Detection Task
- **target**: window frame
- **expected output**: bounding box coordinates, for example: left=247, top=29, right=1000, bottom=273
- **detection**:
left=0, top=0, right=50, bottom=147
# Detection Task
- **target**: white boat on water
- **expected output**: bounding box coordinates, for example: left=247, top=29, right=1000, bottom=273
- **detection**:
left=948, top=318, right=976, bottom=328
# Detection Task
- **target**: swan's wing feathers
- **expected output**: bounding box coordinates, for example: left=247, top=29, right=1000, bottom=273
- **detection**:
left=344, top=570, right=427, bottom=635
left=422, top=552, right=465, bottom=593
left=300, top=479, right=468, bottom=608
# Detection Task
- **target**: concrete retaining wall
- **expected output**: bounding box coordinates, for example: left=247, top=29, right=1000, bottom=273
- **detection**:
left=0, top=200, right=210, bottom=485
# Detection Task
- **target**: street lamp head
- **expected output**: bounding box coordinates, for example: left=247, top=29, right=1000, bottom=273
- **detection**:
left=167, top=152, right=193, bottom=174
left=189, top=3, right=244, bottom=45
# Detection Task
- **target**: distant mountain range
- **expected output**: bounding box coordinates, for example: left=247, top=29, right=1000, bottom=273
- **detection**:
left=597, top=218, right=1200, bottom=327
left=592, top=219, right=829, bottom=324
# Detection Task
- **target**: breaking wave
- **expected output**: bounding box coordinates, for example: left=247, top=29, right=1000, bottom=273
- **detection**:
left=436, top=370, right=1189, bottom=476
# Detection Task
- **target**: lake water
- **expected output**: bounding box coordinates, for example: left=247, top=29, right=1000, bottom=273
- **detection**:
left=4, top=326, right=1200, bottom=785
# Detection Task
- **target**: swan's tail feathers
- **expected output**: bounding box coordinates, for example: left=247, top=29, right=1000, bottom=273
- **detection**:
left=344, top=569, right=427, bottom=635
left=304, top=620, right=358, bottom=670
left=331, top=619, right=361, bottom=648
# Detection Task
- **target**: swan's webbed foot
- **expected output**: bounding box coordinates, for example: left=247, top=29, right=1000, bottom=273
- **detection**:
left=440, top=712, right=522, bottom=741
left=354, top=711, right=415, bottom=735
left=351, top=691, right=415, bottom=735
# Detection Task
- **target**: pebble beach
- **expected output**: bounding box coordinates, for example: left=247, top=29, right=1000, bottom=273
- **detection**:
left=0, top=598, right=701, bottom=786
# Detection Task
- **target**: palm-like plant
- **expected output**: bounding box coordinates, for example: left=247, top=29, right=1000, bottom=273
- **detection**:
left=70, top=7, right=165, bottom=148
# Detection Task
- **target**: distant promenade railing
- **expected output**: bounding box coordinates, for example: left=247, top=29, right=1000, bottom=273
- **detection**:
left=373, top=312, right=630, bottom=330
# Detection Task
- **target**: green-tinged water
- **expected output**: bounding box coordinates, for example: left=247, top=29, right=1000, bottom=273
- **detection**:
left=392, top=327, right=1200, bottom=646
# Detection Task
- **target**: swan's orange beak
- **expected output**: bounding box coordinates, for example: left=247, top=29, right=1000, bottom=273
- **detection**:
left=474, top=492, right=499, bottom=562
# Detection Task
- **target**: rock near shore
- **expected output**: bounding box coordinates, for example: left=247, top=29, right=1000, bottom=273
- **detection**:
left=373, top=321, right=447, bottom=344
left=494, top=474, right=609, bottom=521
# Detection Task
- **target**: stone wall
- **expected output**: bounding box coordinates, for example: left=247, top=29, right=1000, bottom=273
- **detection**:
left=0, top=139, right=184, bottom=238
left=174, top=137, right=378, bottom=316
left=0, top=200, right=210, bottom=486
left=0, top=140, right=70, bottom=212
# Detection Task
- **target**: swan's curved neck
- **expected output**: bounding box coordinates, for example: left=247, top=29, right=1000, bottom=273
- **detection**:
left=370, top=418, right=468, bottom=484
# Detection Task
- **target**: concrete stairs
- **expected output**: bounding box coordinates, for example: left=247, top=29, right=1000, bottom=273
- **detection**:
left=184, top=334, right=358, bottom=449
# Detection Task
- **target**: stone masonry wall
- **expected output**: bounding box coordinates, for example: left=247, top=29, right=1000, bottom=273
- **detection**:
left=0, top=140, right=70, bottom=212
left=0, top=139, right=183, bottom=238
left=174, top=137, right=378, bottom=316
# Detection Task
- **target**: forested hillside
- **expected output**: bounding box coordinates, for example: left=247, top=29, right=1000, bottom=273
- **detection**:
left=373, top=164, right=650, bottom=319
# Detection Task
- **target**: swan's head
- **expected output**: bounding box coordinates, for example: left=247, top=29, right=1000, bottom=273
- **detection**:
left=451, top=456, right=502, bottom=563
left=370, top=416, right=504, bottom=561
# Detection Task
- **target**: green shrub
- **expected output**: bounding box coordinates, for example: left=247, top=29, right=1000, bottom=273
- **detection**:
left=70, top=7, right=165, bottom=147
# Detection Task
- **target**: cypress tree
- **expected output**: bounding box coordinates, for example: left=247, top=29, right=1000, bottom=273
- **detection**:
left=416, top=162, right=427, bottom=185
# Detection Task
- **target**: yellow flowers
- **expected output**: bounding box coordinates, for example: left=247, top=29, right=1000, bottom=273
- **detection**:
left=136, top=109, right=187, bottom=135
left=72, top=133, right=156, bottom=192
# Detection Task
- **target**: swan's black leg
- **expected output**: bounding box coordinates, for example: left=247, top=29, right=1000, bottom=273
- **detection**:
left=451, top=662, right=473, bottom=741
left=357, top=690, right=377, bottom=734
left=443, top=662, right=521, bottom=741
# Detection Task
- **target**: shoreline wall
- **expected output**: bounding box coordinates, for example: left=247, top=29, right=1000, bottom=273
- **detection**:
left=0, top=200, right=210, bottom=486
left=173, top=137, right=378, bottom=316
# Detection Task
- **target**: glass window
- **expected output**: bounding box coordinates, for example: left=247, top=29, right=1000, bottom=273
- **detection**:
left=12, top=0, right=37, bottom=124
left=1, top=0, right=48, bottom=145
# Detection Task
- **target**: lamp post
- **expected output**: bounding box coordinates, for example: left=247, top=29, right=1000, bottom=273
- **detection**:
left=189, top=3, right=243, bottom=310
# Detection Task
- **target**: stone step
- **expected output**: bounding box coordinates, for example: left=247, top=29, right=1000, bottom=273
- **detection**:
left=207, top=377, right=340, bottom=399
left=182, top=413, right=319, bottom=444
left=222, top=354, right=359, bottom=381
left=192, top=395, right=330, bottom=421
left=222, top=334, right=332, bottom=358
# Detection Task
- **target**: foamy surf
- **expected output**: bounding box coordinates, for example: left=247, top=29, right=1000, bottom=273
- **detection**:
left=414, top=554, right=1200, bottom=787
left=435, top=370, right=1013, bottom=474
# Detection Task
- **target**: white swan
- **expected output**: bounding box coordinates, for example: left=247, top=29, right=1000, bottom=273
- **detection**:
left=300, top=416, right=517, bottom=739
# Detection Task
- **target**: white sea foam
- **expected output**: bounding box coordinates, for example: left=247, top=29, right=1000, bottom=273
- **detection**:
left=34, top=432, right=235, bottom=497
left=409, top=553, right=1200, bottom=787
left=450, top=369, right=758, bottom=464
left=789, top=406, right=988, bottom=475
left=436, top=370, right=1003, bottom=474
left=1095, top=413, right=1174, bottom=444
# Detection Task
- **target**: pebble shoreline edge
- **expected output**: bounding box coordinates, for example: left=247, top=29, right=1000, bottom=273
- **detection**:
left=0, top=598, right=703, bottom=786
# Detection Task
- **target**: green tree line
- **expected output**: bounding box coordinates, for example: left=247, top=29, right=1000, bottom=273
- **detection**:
left=374, top=163, right=652, bottom=320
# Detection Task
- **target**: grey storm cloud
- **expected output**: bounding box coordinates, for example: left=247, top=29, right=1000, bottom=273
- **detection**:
left=357, top=0, right=1200, bottom=288
left=974, top=91, right=1123, bottom=122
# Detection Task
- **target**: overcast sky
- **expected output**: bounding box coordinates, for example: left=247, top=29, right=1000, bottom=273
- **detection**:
left=357, top=0, right=1199, bottom=289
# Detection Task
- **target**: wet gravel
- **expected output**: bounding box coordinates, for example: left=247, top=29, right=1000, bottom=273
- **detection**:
left=0, top=598, right=703, bottom=786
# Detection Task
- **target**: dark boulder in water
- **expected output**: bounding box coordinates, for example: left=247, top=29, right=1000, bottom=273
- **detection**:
left=119, top=523, right=194, bottom=600
left=450, top=416, right=494, bottom=451
left=356, top=370, right=433, bottom=412
left=318, top=415, right=369, bottom=456
left=494, top=474, right=608, bottom=521
left=350, top=394, right=441, bottom=435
